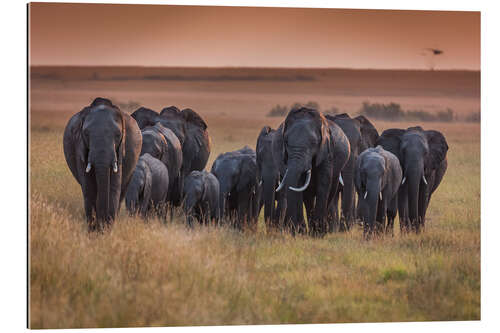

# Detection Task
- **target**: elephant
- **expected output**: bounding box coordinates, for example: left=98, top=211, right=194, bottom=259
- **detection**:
left=140, top=123, right=183, bottom=207
left=376, top=126, right=449, bottom=233
left=355, top=146, right=402, bottom=238
left=325, top=113, right=363, bottom=230
left=125, top=153, right=169, bottom=218
left=256, top=123, right=287, bottom=229
left=277, top=107, right=335, bottom=236
left=182, top=170, right=220, bottom=227
left=131, top=105, right=211, bottom=178
left=63, top=97, right=142, bottom=230
left=159, top=106, right=211, bottom=177
left=211, top=146, right=260, bottom=230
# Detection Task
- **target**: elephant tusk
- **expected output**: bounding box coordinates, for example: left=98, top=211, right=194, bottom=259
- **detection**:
left=422, top=175, right=428, bottom=185
left=259, top=180, right=262, bottom=186
left=379, top=192, right=382, bottom=200
left=401, top=177, right=406, bottom=185
left=275, top=169, right=288, bottom=192
left=339, top=174, right=344, bottom=186
left=85, top=163, right=92, bottom=173
left=364, top=191, right=368, bottom=199
left=113, top=161, right=118, bottom=173
left=289, top=169, right=311, bottom=192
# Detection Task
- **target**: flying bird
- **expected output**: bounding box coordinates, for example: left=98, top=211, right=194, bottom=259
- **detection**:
left=424, top=48, right=444, bottom=55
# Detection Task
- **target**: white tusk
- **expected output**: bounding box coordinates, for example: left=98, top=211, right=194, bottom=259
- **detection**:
left=289, top=169, right=311, bottom=192
left=113, top=161, right=118, bottom=173
left=364, top=191, right=368, bottom=199
left=401, top=177, right=406, bottom=185
left=339, top=174, right=344, bottom=186
left=85, top=163, right=91, bottom=173
left=379, top=192, right=382, bottom=200
left=275, top=169, right=288, bottom=192
left=422, top=175, right=428, bottom=185
left=259, top=180, right=262, bottom=186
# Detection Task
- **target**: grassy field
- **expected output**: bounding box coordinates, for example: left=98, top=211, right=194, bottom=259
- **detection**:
left=29, top=67, right=480, bottom=328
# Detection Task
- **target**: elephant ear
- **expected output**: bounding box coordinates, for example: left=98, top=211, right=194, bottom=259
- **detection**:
left=425, top=130, right=449, bottom=170
left=237, top=156, right=258, bottom=193
left=182, top=108, right=208, bottom=130
left=131, top=107, right=159, bottom=129
left=376, top=128, right=405, bottom=163
left=355, top=115, right=379, bottom=150
left=315, top=114, right=332, bottom=167
left=116, top=108, right=127, bottom=164
left=140, top=160, right=153, bottom=216
left=354, top=155, right=363, bottom=193
left=63, top=106, right=92, bottom=184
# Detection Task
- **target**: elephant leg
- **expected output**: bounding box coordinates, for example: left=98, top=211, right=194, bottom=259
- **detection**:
left=275, top=192, right=287, bottom=230
left=82, top=175, right=97, bottom=230
left=340, top=158, right=356, bottom=229
left=311, top=166, right=332, bottom=237
left=398, top=185, right=409, bottom=234
left=418, top=183, right=429, bottom=232
left=303, top=191, right=315, bottom=236
left=326, top=175, right=340, bottom=233
left=376, top=197, right=387, bottom=235
left=238, top=191, right=250, bottom=230
left=387, top=196, right=398, bottom=237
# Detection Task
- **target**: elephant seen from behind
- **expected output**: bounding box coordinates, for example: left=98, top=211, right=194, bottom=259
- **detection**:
left=125, top=153, right=169, bottom=218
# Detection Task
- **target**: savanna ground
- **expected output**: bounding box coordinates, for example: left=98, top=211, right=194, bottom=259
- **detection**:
left=29, top=67, right=480, bottom=328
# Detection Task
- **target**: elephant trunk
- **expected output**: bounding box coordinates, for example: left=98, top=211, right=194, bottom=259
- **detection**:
left=262, top=173, right=277, bottom=226
left=284, top=164, right=307, bottom=233
left=95, top=165, right=111, bottom=226
left=363, top=177, right=381, bottom=238
left=406, top=162, right=423, bottom=231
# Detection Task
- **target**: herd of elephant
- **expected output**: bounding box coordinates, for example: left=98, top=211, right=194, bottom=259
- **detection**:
left=63, top=97, right=448, bottom=238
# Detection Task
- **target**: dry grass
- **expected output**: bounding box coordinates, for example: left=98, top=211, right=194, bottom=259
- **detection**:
left=29, top=69, right=480, bottom=328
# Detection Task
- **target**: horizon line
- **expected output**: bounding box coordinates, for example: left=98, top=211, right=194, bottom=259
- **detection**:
left=29, top=64, right=480, bottom=72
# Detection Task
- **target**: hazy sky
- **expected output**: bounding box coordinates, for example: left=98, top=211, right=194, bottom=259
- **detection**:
left=29, top=3, right=480, bottom=69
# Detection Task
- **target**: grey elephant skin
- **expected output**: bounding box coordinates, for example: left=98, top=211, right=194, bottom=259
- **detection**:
left=63, top=97, right=142, bottom=230
left=256, top=124, right=287, bottom=229
left=140, top=123, right=183, bottom=206
left=279, top=107, right=336, bottom=236
left=377, top=126, right=448, bottom=232
left=211, top=146, right=260, bottom=230
left=355, top=146, right=402, bottom=238
left=324, top=118, right=351, bottom=232
left=131, top=106, right=211, bottom=177
left=125, top=153, right=169, bottom=218
left=183, top=170, right=220, bottom=227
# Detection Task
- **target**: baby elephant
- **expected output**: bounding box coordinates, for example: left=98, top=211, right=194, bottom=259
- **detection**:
left=125, top=153, right=169, bottom=218
left=355, top=146, right=402, bottom=238
left=183, top=171, right=220, bottom=227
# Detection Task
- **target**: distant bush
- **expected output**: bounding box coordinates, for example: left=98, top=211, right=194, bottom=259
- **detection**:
left=465, top=112, right=481, bottom=123
left=267, top=104, right=289, bottom=117
left=360, top=102, right=456, bottom=123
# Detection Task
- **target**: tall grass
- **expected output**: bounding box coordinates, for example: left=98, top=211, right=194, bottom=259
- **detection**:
left=29, top=112, right=480, bottom=328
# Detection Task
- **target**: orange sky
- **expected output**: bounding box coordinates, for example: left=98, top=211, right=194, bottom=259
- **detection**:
left=29, top=3, right=480, bottom=70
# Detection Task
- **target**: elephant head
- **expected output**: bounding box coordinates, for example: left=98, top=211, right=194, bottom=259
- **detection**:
left=279, top=107, right=332, bottom=230
left=377, top=126, right=448, bottom=232
left=211, top=147, right=258, bottom=228
left=256, top=124, right=285, bottom=226
left=159, top=106, right=211, bottom=176
left=125, top=156, right=153, bottom=217
left=131, top=107, right=160, bottom=129
left=63, top=97, right=142, bottom=230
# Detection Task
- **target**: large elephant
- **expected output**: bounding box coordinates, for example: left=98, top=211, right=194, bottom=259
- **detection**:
left=159, top=106, right=211, bottom=177
left=325, top=113, right=362, bottom=230
left=256, top=123, right=287, bottom=229
left=277, top=107, right=335, bottom=236
left=211, top=146, right=260, bottom=230
left=355, top=146, right=402, bottom=238
left=125, top=153, right=169, bottom=218
left=183, top=170, right=220, bottom=227
left=377, top=126, right=448, bottom=233
left=63, top=97, right=142, bottom=230
left=140, top=123, right=183, bottom=206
